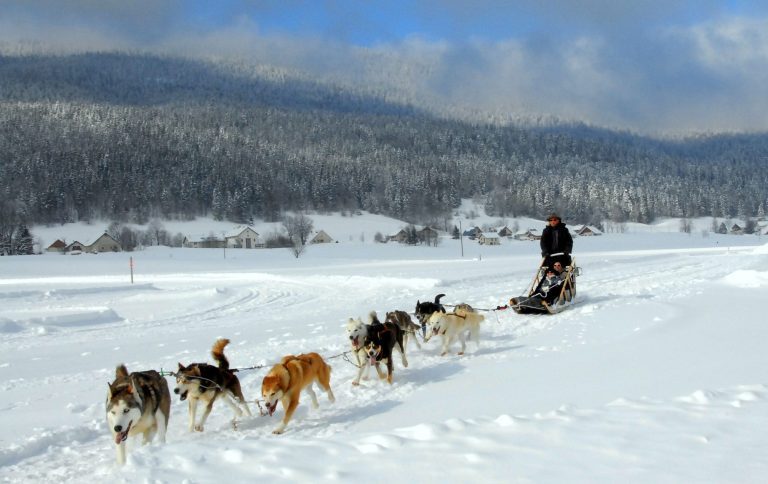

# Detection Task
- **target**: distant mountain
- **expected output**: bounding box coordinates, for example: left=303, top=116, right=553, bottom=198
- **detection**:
left=0, top=51, right=766, bottom=231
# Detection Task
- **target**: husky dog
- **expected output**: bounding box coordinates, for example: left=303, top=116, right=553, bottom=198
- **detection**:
left=346, top=316, right=371, bottom=375
left=385, top=310, right=422, bottom=350
left=106, top=364, right=171, bottom=465
left=361, top=320, right=405, bottom=385
left=415, top=294, right=446, bottom=337
left=174, top=338, right=251, bottom=432
left=425, top=307, right=484, bottom=356
left=261, top=353, right=335, bottom=434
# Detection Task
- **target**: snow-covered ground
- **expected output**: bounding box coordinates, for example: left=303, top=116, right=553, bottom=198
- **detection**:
left=2, top=213, right=767, bottom=483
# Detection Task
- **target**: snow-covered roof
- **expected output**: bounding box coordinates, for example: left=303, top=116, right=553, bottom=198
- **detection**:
left=225, top=225, right=258, bottom=238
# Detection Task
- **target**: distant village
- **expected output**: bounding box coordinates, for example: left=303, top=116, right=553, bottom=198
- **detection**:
left=38, top=219, right=763, bottom=255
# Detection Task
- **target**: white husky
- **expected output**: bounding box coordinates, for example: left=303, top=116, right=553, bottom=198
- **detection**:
left=424, top=308, right=484, bottom=356
left=106, top=364, right=171, bottom=465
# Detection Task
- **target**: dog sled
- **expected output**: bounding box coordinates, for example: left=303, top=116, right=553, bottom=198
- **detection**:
left=509, top=255, right=580, bottom=315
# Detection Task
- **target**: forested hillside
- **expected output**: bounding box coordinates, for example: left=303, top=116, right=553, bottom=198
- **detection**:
left=1, top=51, right=767, bottom=227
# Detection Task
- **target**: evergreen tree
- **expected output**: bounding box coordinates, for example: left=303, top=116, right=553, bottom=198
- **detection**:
left=13, top=224, right=34, bottom=255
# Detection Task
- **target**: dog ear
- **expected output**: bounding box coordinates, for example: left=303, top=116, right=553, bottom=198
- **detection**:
left=129, top=376, right=143, bottom=406
left=107, top=382, right=113, bottom=398
left=115, top=364, right=129, bottom=380
left=178, top=362, right=185, bottom=371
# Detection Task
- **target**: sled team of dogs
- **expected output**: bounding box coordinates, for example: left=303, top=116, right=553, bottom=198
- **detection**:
left=106, top=294, right=482, bottom=465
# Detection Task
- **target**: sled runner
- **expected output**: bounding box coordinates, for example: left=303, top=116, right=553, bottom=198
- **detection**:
left=510, top=255, right=580, bottom=315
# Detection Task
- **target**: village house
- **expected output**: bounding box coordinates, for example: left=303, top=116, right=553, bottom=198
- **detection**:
left=388, top=229, right=408, bottom=243
left=46, top=239, right=67, bottom=253
left=462, top=227, right=482, bottom=239
left=730, top=224, right=744, bottom=235
left=183, top=234, right=226, bottom=249
left=574, top=225, right=603, bottom=236
left=514, top=229, right=542, bottom=241
left=417, top=227, right=439, bottom=245
left=497, top=226, right=514, bottom=238
left=63, top=233, right=122, bottom=253
left=310, top=230, right=334, bottom=244
left=478, top=232, right=500, bottom=245
left=225, top=225, right=262, bottom=248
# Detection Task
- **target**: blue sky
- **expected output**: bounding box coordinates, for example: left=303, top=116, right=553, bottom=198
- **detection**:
left=1, top=1, right=767, bottom=134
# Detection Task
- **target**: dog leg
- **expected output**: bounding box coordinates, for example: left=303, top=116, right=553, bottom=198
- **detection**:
left=410, top=329, right=422, bottom=349
left=273, top=396, right=299, bottom=434
left=188, top=398, right=198, bottom=432
left=115, top=441, right=127, bottom=466
left=222, top=392, right=245, bottom=420
left=440, top=334, right=450, bottom=356
left=232, top=385, right=252, bottom=417
left=458, top=331, right=467, bottom=355
left=374, top=362, right=387, bottom=380
left=386, top=359, right=393, bottom=384
left=305, top=385, right=319, bottom=409
left=143, top=427, right=155, bottom=445
left=240, top=400, right=252, bottom=417
left=155, top=410, right=168, bottom=444
left=318, top=364, right=336, bottom=402
left=195, top=399, right=215, bottom=432
left=352, top=359, right=369, bottom=386
left=324, top=385, right=336, bottom=403
left=397, top=339, right=408, bottom=368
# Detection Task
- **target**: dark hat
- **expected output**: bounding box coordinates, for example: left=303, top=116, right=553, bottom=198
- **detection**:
left=547, top=213, right=561, bottom=221
left=546, top=267, right=556, bottom=273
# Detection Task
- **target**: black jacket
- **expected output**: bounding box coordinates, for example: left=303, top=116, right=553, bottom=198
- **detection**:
left=540, top=223, right=573, bottom=257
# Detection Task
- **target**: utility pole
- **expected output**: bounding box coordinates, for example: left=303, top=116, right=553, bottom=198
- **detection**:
left=459, top=220, right=464, bottom=258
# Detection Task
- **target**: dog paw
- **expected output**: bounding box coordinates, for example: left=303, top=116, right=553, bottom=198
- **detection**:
left=351, top=380, right=360, bottom=386
left=458, top=351, right=464, bottom=356
left=272, top=429, right=284, bottom=435
left=194, top=425, right=204, bottom=432
left=440, top=352, right=447, bottom=356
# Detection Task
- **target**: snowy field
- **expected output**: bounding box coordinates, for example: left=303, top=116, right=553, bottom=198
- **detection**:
left=1, top=220, right=768, bottom=483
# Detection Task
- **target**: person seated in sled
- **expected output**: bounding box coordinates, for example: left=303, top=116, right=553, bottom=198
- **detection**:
left=513, top=267, right=564, bottom=308
left=540, top=213, right=573, bottom=269
left=550, top=259, right=575, bottom=289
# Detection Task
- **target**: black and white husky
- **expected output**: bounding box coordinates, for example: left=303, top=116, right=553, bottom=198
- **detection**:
left=348, top=311, right=408, bottom=385
left=106, top=364, right=171, bottom=465
left=174, top=338, right=251, bottom=432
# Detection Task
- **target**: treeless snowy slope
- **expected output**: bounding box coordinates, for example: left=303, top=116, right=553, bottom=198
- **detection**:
left=1, top=236, right=766, bottom=483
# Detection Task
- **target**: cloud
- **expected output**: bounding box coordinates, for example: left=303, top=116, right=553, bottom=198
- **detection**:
left=1, top=2, right=767, bottom=134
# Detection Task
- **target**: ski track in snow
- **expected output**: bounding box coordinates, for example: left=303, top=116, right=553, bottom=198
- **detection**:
left=1, top=241, right=766, bottom=482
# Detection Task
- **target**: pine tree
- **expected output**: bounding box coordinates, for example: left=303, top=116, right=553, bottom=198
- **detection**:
left=13, top=224, right=34, bottom=255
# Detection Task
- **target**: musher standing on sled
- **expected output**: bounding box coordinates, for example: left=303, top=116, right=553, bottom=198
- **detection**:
left=540, top=213, right=573, bottom=268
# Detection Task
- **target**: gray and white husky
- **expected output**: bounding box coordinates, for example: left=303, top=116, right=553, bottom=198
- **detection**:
left=106, top=364, right=171, bottom=465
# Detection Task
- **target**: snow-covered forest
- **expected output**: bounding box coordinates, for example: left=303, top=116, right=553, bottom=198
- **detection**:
left=1, top=51, right=768, bottom=229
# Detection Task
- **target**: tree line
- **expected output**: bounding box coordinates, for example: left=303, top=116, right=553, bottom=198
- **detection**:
left=1, top=51, right=767, bottom=230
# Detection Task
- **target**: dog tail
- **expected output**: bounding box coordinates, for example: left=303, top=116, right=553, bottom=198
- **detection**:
left=368, top=311, right=380, bottom=325
left=211, top=338, right=231, bottom=370
left=434, top=293, right=446, bottom=304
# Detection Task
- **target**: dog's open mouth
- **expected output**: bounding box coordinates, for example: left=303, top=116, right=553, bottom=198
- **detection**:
left=267, top=401, right=278, bottom=417
left=114, top=420, right=132, bottom=444
left=178, top=390, right=188, bottom=401
left=351, top=336, right=359, bottom=349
